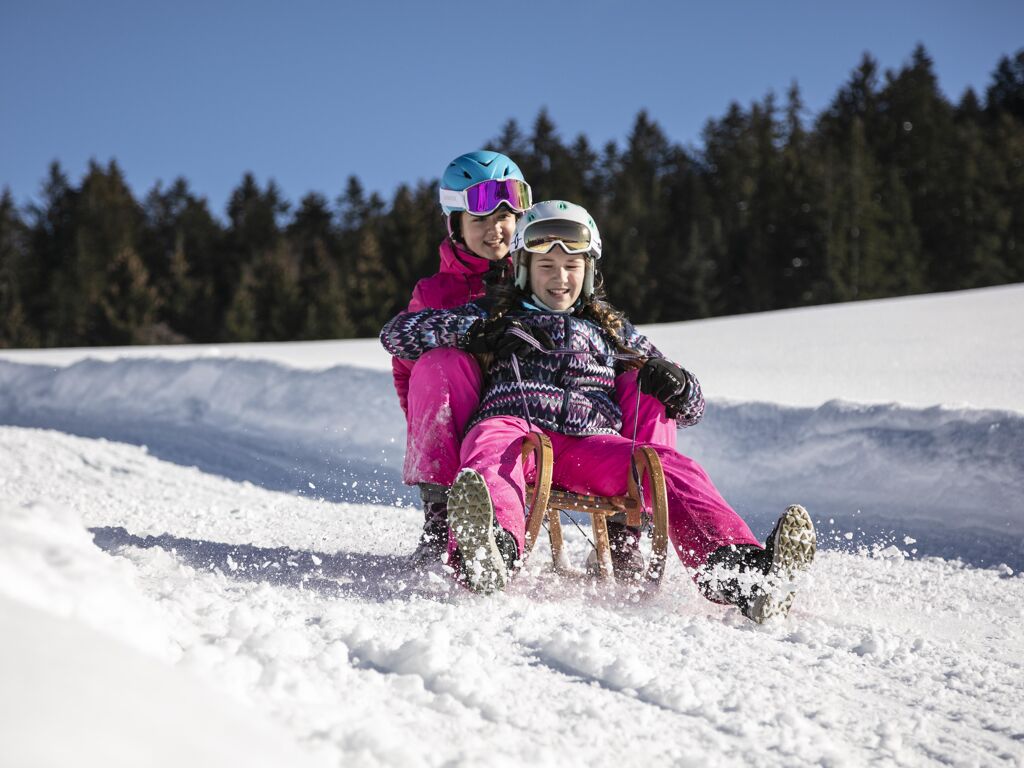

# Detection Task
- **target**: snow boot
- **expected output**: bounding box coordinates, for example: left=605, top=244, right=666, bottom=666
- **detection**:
left=585, top=522, right=645, bottom=581
left=409, top=483, right=449, bottom=566
left=448, top=469, right=518, bottom=594
left=699, top=504, right=816, bottom=624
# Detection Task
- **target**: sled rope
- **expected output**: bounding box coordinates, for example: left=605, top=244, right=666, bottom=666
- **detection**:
left=505, top=327, right=647, bottom=438
left=506, top=325, right=650, bottom=529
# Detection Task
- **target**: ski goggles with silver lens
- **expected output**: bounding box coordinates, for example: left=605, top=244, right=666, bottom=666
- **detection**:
left=519, top=219, right=593, bottom=255
left=439, top=178, right=533, bottom=216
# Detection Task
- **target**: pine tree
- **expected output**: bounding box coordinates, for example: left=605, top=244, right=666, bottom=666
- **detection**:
left=776, top=82, right=827, bottom=307
left=223, top=265, right=258, bottom=341
left=51, top=160, right=152, bottom=345
left=986, top=50, right=1024, bottom=122
left=97, top=245, right=162, bottom=344
left=568, top=134, right=602, bottom=212
left=380, top=182, right=442, bottom=314
left=0, top=189, right=38, bottom=346
left=140, top=178, right=223, bottom=342
left=253, top=244, right=303, bottom=341
left=28, top=163, right=78, bottom=344
left=660, top=147, right=712, bottom=319
left=989, top=110, right=1024, bottom=281
left=338, top=176, right=395, bottom=336
left=985, top=51, right=1024, bottom=281
left=223, top=174, right=290, bottom=340
left=487, top=119, right=531, bottom=167
left=287, top=192, right=354, bottom=339
left=602, top=111, right=673, bottom=319
left=700, top=101, right=763, bottom=314
left=875, top=45, right=956, bottom=291
left=944, top=89, right=1012, bottom=287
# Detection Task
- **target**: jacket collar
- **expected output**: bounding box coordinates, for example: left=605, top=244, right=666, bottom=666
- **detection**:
left=439, top=239, right=501, bottom=278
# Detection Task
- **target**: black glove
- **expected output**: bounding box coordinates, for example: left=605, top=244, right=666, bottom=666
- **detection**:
left=638, top=358, right=692, bottom=405
left=465, top=317, right=555, bottom=358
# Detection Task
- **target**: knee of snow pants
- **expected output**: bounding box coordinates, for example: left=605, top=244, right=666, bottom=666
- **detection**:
left=403, top=348, right=482, bottom=487
left=455, top=416, right=534, bottom=558
left=647, top=444, right=761, bottom=571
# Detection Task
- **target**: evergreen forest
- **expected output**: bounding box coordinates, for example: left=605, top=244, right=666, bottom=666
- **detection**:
left=2, top=46, right=1022, bottom=348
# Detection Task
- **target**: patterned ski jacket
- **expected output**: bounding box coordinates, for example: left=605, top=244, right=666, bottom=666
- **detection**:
left=390, top=239, right=499, bottom=415
left=380, top=299, right=705, bottom=436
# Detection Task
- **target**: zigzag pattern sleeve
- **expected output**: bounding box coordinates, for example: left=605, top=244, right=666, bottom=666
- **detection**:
left=379, top=304, right=485, bottom=360
left=621, top=321, right=706, bottom=428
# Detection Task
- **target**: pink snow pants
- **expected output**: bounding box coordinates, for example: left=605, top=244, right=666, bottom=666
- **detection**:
left=403, top=349, right=484, bottom=486
left=458, top=416, right=760, bottom=570
left=403, top=351, right=676, bottom=487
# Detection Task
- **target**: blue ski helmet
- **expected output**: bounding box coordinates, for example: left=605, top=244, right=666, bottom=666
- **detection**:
left=440, top=151, right=527, bottom=215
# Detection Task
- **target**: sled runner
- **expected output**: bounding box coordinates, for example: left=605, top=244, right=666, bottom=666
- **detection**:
left=520, top=432, right=670, bottom=586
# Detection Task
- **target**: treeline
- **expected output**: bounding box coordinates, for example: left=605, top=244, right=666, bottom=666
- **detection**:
left=2, top=45, right=1023, bottom=348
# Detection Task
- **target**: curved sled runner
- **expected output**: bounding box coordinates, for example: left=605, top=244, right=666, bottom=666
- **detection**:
left=520, top=432, right=670, bottom=586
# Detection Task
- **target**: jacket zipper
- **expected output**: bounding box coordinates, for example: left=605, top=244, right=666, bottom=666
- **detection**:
left=559, top=314, right=572, bottom=425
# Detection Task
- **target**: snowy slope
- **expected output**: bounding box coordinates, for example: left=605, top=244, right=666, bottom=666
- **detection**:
left=1, top=285, right=1023, bottom=767
left=4, top=283, right=1022, bottom=411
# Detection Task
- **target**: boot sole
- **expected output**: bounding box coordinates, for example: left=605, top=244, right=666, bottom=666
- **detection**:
left=750, top=504, right=816, bottom=623
left=449, top=469, right=507, bottom=594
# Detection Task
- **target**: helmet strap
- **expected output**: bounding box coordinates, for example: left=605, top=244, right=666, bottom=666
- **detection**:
left=513, top=251, right=530, bottom=291
left=583, top=259, right=595, bottom=298
left=446, top=212, right=465, bottom=244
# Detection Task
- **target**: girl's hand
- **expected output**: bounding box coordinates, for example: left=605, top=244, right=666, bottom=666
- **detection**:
left=638, top=358, right=692, bottom=404
left=465, top=317, right=554, bottom=358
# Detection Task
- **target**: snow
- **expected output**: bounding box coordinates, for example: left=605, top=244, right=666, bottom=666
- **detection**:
left=1, top=284, right=1023, bottom=766
left=5, top=283, right=1022, bottom=411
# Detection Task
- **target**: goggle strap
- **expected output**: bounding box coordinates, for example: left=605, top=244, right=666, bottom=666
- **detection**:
left=439, top=188, right=465, bottom=209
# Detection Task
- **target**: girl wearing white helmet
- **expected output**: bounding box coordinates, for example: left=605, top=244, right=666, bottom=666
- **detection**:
left=381, top=201, right=816, bottom=623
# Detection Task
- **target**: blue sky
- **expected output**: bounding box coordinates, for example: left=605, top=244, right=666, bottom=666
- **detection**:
left=2, top=1, right=1021, bottom=217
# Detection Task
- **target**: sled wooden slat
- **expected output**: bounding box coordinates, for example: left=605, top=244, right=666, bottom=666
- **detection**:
left=521, top=432, right=670, bottom=586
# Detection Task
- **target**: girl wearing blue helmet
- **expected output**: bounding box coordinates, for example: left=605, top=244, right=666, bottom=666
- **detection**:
left=392, top=151, right=533, bottom=565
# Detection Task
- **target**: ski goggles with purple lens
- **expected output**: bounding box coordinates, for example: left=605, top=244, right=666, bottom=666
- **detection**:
left=519, top=219, right=593, bottom=255
left=439, top=178, right=533, bottom=216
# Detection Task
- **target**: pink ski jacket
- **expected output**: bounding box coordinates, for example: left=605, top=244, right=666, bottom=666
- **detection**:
left=391, top=239, right=500, bottom=415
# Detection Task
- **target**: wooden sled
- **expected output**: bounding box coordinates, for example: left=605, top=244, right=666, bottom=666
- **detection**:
left=521, top=432, right=670, bottom=586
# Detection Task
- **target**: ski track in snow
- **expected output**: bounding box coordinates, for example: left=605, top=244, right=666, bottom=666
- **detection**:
left=2, top=427, right=1023, bottom=767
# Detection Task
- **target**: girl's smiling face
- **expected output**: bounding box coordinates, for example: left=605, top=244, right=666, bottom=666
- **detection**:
left=528, top=245, right=586, bottom=310
left=460, top=207, right=517, bottom=261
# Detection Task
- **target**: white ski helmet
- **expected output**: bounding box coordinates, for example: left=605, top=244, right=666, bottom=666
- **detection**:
left=511, top=200, right=603, bottom=298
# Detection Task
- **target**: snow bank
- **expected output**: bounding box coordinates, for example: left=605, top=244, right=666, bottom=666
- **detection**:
left=686, top=398, right=1024, bottom=567
left=2, top=356, right=1021, bottom=567
left=0, top=357, right=408, bottom=504
left=644, top=283, right=1024, bottom=412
